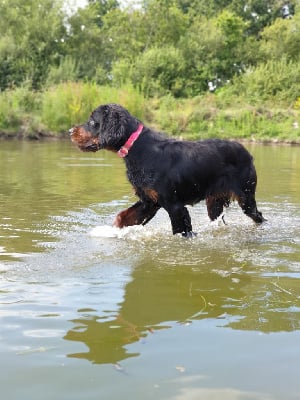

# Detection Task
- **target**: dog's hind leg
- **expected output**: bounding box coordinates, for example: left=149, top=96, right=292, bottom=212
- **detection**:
left=164, top=204, right=195, bottom=237
left=206, top=195, right=230, bottom=223
left=237, top=192, right=265, bottom=224
left=236, top=166, right=265, bottom=224
left=113, top=201, right=160, bottom=228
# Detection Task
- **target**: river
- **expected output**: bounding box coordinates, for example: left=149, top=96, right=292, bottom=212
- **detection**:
left=0, top=140, right=299, bottom=399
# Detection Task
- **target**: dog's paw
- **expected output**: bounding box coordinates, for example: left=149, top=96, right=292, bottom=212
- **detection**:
left=182, top=231, right=198, bottom=239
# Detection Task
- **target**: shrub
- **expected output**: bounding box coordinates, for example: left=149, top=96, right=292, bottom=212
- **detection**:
left=229, top=59, right=300, bottom=103
left=131, top=46, right=186, bottom=97
left=40, top=82, right=146, bottom=133
left=0, top=85, right=42, bottom=136
left=45, top=56, right=79, bottom=87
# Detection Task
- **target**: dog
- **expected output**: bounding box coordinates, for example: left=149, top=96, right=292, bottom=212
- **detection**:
left=70, top=103, right=265, bottom=237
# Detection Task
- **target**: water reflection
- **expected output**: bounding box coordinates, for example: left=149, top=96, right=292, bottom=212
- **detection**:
left=65, top=244, right=300, bottom=365
left=66, top=314, right=141, bottom=364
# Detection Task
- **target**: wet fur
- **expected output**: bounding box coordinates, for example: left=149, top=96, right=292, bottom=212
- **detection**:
left=70, top=103, right=265, bottom=236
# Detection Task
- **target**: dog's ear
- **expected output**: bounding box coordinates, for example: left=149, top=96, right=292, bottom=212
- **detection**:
left=99, top=104, right=133, bottom=149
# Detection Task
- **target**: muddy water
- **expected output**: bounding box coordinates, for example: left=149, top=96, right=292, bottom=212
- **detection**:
left=0, top=141, right=299, bottom=400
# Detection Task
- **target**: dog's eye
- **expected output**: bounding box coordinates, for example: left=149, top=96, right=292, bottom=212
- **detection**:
left=89, top=120, right=95, bottom=127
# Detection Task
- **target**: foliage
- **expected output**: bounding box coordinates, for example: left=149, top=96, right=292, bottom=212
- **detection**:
left=228, top=0, right=285, bottom=36
left=130, top=46, right=186, bottom=97
left=146, top=94, right=299, bottom=142
left=178, top=16, right=225, bottom=94
left=0, top=0, right=66, bottom=89
left=45, top=56, right=80, bottom=86
left=0, top=0, right=298, bottom=100
left=260, top=12, right=300, bottom=61
left=0, top=85, right=43, bottom=137
left=0, top=83, right=145, bottom=136
left=228, top=58, right=300, bottom=103
left=41, top=82, right=146, bottom=132
left=141, top=0, right=189, bottom=47
left=0, top=82, right=298, bottom=142
left=0, top=0, right=299, bottom=142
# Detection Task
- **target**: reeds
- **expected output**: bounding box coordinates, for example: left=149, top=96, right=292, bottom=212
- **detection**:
left=0, top=81, right=299, bottom=142
left=0, top=82, right=145, bottom=137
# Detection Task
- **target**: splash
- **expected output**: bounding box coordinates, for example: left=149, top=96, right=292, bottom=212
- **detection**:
left=89, top=225, right=143, bottom=239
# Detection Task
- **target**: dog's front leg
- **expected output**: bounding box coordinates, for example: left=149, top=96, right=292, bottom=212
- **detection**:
left=165, top=204, right=195, bottom=237
left=113, top=201, right=160, bottom=228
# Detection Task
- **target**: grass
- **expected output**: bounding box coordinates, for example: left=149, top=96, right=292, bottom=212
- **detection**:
left=146, top=95, right=299, bottom=143
left=41, top=82, right=146, bottom=133
left=0, top=82, right=146, bottom=138
left=0, top=82, right=299, bottom=143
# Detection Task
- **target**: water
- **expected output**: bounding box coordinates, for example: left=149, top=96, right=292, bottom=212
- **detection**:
left=0, top=140, right=299, bottom=400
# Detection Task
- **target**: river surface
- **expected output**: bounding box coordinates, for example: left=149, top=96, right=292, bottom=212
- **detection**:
left=0, top=140, right=300, bottom=400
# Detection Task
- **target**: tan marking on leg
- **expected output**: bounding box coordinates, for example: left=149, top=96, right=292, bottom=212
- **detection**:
left=144, top=188, right=159, bottom=203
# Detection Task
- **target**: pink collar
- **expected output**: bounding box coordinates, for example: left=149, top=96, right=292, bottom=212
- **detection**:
left=117, top=123, right=144, bottom=158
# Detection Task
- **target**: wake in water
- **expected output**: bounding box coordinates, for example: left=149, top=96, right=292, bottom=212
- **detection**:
left=88, top=203, right=259, bottom=240
left=90, top=225, right=150, bottom=239
left=1, top=198, right=299, bottom=281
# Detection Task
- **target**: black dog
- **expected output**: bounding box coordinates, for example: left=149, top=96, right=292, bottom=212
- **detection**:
left=70, top=103, right=265, bottom=236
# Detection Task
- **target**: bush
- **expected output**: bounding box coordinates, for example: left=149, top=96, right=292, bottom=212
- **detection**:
left=0, top=85, right=43, bottom=136
left=40, top=82, right=146, bottom=133
left=0, top=82, right=298, bottom=142
left=228, top=59, right=300, bottom=103
left=146, top=94, right=299, bottom=142
left=45, top=56, right=79, bottom=87
left=130, top=46, right=186, bottom=97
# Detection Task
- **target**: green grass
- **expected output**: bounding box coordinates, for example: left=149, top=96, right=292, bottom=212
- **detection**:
left=41, top=82, right=146, bottom=133
left=0, top=82, right=146, bottom=137
left=146, top=95, right=299, bottom=142
left=0, top=82, right=299, bottom=143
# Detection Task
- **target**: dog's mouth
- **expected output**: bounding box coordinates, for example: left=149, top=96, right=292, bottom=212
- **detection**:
left=80, top=142, right=100, bottom=152
left=69, top=126, right=101, bottom=152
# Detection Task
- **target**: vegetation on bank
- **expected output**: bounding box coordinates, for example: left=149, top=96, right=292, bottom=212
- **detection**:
left=0, top=0, right=299, bottom=143
left=0, top=82, right=299, bottom=143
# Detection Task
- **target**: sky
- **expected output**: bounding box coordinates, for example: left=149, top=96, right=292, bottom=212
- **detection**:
left=73, top=0, right=88, bottom=8
left=72, top=0, right=135, bottom=9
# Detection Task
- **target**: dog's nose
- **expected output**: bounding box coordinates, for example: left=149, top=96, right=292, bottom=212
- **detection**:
left=69, top=127, right=74, bottom=136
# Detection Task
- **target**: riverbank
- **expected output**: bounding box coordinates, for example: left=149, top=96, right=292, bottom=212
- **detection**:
left=0, top=82, right=299, bottom=144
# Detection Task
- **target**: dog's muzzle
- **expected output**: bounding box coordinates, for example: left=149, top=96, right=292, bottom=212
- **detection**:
left=69, top=126, right=101, bottom=152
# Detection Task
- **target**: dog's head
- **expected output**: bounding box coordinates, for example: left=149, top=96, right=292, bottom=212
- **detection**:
left=69, top=103, right=139, bottom=153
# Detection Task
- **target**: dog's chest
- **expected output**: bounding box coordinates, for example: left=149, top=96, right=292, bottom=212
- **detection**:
left=126, top=161, right=156, bottom=188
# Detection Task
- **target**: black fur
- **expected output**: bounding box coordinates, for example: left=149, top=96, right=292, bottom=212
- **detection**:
left=70, top=103, right=265, bottom=236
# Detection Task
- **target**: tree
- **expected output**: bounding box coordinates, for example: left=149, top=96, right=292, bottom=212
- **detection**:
left=215, top=10, right=249, bottom=77
left=130, top=46, right=186, bottom=97
left=100, top=7, right=147, bottom=62
left=260, top=11, right=300, bottom=61
left=176, top=0, right=233, bottom=17
left=141, top=0, right=188, bottom=48
left=178, top=16, right=224, bottom=94
left=64, top=0, right=123, bottom=83
left=229, top=0, right=295, bottom=36
left=87, top=0, right=119, bottom=27
left=178, top=11, right=250, bottom=95
left=0, top=0, right=66, bottom=89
